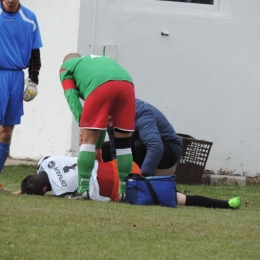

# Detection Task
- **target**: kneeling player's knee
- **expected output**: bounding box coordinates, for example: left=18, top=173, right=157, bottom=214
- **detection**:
left=114, top=137, right=131, bottom=149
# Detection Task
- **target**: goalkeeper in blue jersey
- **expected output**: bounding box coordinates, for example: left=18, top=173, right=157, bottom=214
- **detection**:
left=0, top=0, right=43, bottom=179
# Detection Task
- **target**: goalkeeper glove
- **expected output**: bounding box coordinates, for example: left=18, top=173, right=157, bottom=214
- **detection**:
left=23, top=78, right=38, bottom=102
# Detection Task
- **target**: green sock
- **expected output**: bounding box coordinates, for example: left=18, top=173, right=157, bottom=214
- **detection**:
left=77, top=144, right=95, bottom=194
left=116, top=149, right=133, bottom=194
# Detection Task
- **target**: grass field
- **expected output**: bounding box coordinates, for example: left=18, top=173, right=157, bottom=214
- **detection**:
left=1, top=164, right=260, bottom=260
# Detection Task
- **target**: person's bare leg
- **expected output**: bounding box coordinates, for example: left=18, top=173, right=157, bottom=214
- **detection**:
left=177, top=192, right=186, bottom=206
left=154, top=165, right=176, bottom=176
left=0, top=125, right=14, bottom=172
left=77, top=129, right=100, bottom=194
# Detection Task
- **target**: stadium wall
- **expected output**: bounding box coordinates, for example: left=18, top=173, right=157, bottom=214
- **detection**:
left=11, top=0, right=260, bottom=177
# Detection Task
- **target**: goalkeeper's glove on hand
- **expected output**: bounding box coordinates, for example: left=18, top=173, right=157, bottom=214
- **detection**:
left=23, top=78, right=38, bottom=102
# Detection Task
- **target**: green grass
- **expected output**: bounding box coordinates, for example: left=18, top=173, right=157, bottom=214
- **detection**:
left=1, top=165, right=260, bottom=260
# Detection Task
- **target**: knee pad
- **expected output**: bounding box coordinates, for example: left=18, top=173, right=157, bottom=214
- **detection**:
left=133, top=139, right=145, bottom=151
left=114, top=137, right=131, bottom=149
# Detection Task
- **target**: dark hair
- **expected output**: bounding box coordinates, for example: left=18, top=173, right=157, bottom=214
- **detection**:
left=21, top=174, right=46, bottom=196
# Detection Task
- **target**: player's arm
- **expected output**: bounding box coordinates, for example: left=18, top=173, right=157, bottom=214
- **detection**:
left=13, top=190, right=22, bottom=195
left=95, top=130, right=107, bottom=162
left=60, top=70, right=83, bottom=123
left=64, top=88, right=83, bottom=123
left=136, top=111, right=164, bottom=176
left=28, top=48, right=41, bottom=85
left=23, top=49, right=42, bottom=102
left=96, top=130, right=106, bottom=149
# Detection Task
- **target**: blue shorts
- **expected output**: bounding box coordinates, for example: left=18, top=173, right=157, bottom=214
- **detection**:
left=0, top=70, right=24, bottom=126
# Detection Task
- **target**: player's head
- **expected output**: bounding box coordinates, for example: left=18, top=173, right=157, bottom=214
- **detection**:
left=63, top=53, right=81, bottom=63
left=21, top=174, right=48, bottom=196
left=2, top=0, right=20, bottom=12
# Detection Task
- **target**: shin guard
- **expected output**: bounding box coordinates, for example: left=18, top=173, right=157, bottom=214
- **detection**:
left=77, top=144, right=95, bottom=194
left=114, top=137, right=133, bottom=193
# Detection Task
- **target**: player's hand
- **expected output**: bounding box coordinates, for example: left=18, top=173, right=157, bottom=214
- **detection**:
left=95, top=148, right=103, bottom=162
left=13, top=190, right=22, bottom=195
left=23, top=78, right=38, bottom=102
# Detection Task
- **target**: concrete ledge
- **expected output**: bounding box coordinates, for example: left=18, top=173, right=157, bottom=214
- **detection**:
left=5, top=158, right=37, bottom=166
left=210, top=175, right=246, bottom=186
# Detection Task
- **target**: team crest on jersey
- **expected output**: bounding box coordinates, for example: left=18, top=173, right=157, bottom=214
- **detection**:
left=47, top=161, right=56, bottom=169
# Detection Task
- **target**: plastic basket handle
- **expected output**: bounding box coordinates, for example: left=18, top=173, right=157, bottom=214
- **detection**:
left=126, top=174, right=160, bottom=205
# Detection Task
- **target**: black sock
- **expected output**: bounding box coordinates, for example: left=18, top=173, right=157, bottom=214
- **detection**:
left=185, top=195, right=230, bottom=209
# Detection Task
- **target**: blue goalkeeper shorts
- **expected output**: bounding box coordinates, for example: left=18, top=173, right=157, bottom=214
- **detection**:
left=0, top=70, right=24, bottom=126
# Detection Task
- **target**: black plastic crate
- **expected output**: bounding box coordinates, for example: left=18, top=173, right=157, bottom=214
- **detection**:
left=174, top=134, right=213, bottom=184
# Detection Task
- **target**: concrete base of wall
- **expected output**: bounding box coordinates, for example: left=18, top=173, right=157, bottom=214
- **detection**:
left=210, top=175, right=246, bottom=186
left=5, top=157, right=37, bottom=166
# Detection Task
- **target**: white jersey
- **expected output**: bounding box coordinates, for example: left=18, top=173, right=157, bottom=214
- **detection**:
left=37, top=156, right=78, bottom=196
left=37, top=156, right=110, bottom=201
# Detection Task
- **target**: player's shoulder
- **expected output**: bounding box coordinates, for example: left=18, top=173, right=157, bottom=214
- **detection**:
left=38, top=156, right=51, bottom=167
left=19, top=4, right=37, bottom=19
left=38, top=156, right=76, bottom=173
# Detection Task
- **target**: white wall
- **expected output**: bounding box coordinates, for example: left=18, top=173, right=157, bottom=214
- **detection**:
left=11, top=0, right=82, bottom=159
left=11, top=0, right=260, bottom=176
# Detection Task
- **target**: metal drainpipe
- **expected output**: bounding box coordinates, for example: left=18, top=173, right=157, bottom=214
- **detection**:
left=90, top=0, right=97, bottom=55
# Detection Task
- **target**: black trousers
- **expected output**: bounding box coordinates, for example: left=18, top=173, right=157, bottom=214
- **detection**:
left=101, top=139, right=179, bottom=170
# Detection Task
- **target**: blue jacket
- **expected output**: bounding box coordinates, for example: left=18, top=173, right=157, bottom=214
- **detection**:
left=108, top=99, right=182, bottom=175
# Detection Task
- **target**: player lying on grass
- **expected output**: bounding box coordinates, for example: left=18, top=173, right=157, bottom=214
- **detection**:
left=13, top=156, right=241, bottom=209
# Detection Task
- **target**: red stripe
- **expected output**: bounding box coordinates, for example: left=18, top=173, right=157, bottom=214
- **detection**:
left=59, top=68, right=67, bottom=73
left=62, top=79, right=76, bottom=91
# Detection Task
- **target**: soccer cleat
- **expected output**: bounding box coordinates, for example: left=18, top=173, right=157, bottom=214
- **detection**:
left=68, top=190, right=90, bottom=200
left=78, top=178, right=90, bottom=195
left=118, top=193, right=126, bottom=203
left=228, top=197, right=241, bottom=209
left=0, top=183, right=5, bottom=191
